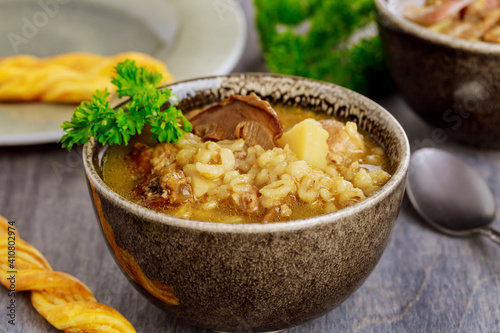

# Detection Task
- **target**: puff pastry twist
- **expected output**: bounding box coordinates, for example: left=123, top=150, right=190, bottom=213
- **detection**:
left=0, top=51, right=174, bottom=103
left=0, top=215, right=136, bottom=333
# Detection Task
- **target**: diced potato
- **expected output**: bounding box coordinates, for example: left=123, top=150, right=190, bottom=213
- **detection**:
left=278, top=119, right=329, bottom=168
left=183, top=164, right=218, bottom=198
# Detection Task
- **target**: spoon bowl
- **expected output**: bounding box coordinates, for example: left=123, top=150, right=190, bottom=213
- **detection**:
left=407, top=148, right=500, bottom=245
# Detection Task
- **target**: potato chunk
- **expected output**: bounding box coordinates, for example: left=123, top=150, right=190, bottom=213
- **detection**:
left=278, top=119, right=329, bottom=168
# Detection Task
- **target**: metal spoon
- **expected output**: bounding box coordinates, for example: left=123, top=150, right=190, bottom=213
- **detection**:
left=406, top=148, right=500, bottom=246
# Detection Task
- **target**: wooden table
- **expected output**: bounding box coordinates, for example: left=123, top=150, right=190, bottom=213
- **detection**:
left=1, top=2, right=499, bottom=332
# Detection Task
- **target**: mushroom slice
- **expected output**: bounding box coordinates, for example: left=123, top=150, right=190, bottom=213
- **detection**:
left=187, top=94, right=283, bottom=150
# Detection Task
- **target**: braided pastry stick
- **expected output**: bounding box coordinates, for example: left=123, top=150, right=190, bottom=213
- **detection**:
left=0, top=215, right=137, bottom=333
left=0, top=51, right=174, bottom=103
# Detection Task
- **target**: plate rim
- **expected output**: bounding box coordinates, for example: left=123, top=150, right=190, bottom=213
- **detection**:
left=0, top=0, right=247, bottom=146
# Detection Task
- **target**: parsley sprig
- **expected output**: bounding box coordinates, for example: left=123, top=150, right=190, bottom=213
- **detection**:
left=59, top=59, right=191, bottom=151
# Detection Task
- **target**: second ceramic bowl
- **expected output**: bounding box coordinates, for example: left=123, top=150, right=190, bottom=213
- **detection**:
left=375, top=0, right=500, bottom=148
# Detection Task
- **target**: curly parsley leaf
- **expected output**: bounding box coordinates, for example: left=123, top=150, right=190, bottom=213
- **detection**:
left=112, top=59, right=162, bottom=98
left=254, top=0, right=393, bottom=96
left=59, top=60, right=191, bottom=151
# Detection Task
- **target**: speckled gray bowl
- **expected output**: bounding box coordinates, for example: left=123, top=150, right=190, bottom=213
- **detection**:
left=375, top=0, right=500, bottom=148
left=83, top=74, right=410, bottom=332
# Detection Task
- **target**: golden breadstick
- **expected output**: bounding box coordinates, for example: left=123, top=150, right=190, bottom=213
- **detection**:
left=0, top=215, right=137, bottom=333
left=0, top=51, right=174, bottom=103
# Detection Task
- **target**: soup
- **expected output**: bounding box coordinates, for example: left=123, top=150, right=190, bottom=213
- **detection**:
left=102, top=95, right=391, bottom=223
left=404, top=0, right=500, bottom=43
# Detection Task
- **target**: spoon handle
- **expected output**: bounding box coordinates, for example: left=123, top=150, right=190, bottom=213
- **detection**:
left=477, top=226, right=500, bottom=246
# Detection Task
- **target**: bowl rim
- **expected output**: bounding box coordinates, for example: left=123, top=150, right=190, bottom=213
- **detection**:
left=374, top=0, right=500, bottom=54
left=83, top=72, right=410, bottom=234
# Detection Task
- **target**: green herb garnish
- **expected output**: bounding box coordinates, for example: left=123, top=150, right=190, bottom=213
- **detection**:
left=254, top=0, right=393, bottom=95
left=59, top=59, right=191, bottom=151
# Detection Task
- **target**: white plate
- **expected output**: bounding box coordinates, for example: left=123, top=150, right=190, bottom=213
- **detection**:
left=0, top=0, right=246, bottom=146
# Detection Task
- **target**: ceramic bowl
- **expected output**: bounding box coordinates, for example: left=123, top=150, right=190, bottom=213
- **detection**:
left=375, top=0, right=500, bottom=148
left=83, top=74, right=410, bottom=332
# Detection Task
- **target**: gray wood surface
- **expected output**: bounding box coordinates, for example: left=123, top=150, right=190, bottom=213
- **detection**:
left=1, top=1, right=499, bottom=332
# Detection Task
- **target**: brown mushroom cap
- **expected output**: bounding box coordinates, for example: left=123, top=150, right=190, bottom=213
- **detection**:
left=186, top=94, right=284, bottom=150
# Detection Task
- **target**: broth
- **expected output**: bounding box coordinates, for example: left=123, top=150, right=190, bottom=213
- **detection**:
left=102, top=104, right=391, bottom=223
